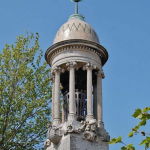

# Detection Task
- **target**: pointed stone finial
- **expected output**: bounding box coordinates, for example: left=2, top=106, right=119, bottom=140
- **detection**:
left=71, top=0, right=83, bottom=14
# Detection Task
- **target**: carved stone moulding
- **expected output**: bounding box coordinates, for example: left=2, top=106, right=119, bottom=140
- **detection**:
left=47, top=127, right=62, bottom=145
left=44, top=139, right=51, bottom=149
left=49, top=129, right=61, bottom=144
left=51, top=59, right=101, bottom=73
left=83, top=131, right=97, bottom=142
left=45, top=39, right=108, bottom=67
left=50, top=61, right=100, bottom=76
left=51, top=66, right=65, bottom=75
left=45, top=118, right=110, bottom=147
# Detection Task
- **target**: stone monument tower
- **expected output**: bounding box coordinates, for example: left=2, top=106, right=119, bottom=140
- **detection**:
left=44, top=1, right=110, bottom=150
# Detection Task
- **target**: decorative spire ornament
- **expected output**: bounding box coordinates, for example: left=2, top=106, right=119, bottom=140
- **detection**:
left=71, top=0, right=83, bottom=14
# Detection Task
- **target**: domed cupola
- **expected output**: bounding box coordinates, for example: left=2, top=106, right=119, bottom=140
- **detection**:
left=53, top=14, right=100, bottom=44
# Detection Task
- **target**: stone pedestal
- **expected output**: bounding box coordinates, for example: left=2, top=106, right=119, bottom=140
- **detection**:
left=45, top=120, right=110, bottom=150
left=47, top=133, right=108, bottom=150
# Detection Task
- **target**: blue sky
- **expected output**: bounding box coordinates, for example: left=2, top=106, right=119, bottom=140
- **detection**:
left=0, top=0, right=150, bottom=149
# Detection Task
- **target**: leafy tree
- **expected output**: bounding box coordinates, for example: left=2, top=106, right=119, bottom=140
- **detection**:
left=109, top=107, right=150, bottom=150
left=0, top=31, right=51, bottom=150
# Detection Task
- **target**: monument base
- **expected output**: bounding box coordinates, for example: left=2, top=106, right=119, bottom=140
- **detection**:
left=46, top=133, right=108, bottom=150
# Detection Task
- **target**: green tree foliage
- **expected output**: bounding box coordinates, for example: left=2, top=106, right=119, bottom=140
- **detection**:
left=108, top=107, right=150, bottom=150
left=0, top=31, right=51, bottom=150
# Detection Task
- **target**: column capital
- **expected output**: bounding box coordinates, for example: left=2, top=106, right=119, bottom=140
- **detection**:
left=52, top=66, right=65, bottom=74
left=66, top=61, right=78, bottom=70
left=49, top=75, right=55, bottom=82
left=83, top=62, right=96, bottom=71
left=96, top=70, right=105, bottom=79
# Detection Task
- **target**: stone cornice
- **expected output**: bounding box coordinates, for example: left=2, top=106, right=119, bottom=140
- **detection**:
left=45, top=39, right=108, bottom=66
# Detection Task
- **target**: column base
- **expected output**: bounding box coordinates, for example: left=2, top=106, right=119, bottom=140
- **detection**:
left=97, top=121, right=104, bottom=128
left=53, top=118, right=61, bottom=127
left=68, top=113, right=76, bottom=121
left=86, top=115, right=94, bottom=121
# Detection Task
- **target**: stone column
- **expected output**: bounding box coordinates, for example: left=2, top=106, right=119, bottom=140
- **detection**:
left=50, top=75, right=55, bottom=121
left=52, top=66, right=64, bottom=126
left=97, top=69, right=105, bottom=128
left=62, top=99, right=65, bottom=123
left=93, top=82, right=97, bottom=120
left=83, top=63, right=96, bottom=121
left=66, top=61, right=78, bottom=121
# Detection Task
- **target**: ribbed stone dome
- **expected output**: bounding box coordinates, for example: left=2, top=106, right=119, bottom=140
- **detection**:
left=53, top=14, right=100, bottom=44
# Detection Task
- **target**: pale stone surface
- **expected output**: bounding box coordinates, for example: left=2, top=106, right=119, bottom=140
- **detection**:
left=97, top=70, right=105, bottom=127
left=47, top=134, right=108, bottom=150
left=62, top=100, right=65, bottom=124
left=86, top=68, right=93, bottom=120
left=45, top=40, right=108, bottom=68
left=45, top=119, right=110, bottom=149
left=69, top=66, right=75, bottom=116
left=93, top=83, right=97, bottom=120
left=51, top=48, right=102, bottom=71
left=53, top=69, right=61, bottom=126
left=52, top=77, right=55, bottom=121
left=83, top=63, right=96, bottom=121
left=97, top=71, right=102, bottom=127
left=53, top=17, right=100, bottom=44
left=66, top=62, right=77, bottom=121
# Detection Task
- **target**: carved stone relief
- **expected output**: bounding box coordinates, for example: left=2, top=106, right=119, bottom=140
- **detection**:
left=44, top=119, right=110, bottom=147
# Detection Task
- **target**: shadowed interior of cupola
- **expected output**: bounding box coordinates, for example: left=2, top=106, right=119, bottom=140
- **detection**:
left=60, top=68, right=98, bottom=122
